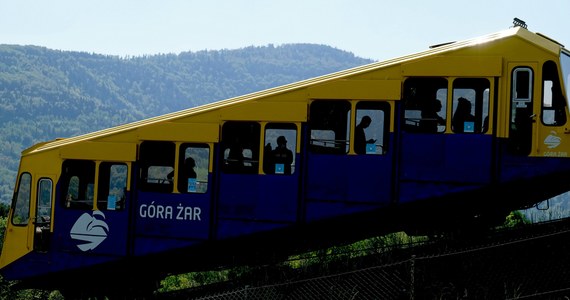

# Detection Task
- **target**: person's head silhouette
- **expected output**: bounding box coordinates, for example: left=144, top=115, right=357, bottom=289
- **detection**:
left=359, top=116, right=371, bottom=128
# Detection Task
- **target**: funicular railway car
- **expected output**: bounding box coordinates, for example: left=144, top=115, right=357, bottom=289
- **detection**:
left=1, top=20, right=570, bottom=297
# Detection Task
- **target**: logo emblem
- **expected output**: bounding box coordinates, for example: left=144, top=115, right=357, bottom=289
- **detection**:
left=70, top=210, right=109, bottom=251
left=544, top=131, right=561, bottom=149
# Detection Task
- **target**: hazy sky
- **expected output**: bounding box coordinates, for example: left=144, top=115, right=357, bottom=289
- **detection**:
left=1, top=0, right=568, bottom=61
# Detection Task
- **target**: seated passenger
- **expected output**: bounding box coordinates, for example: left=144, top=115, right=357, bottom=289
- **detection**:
left=272, top=136, right=293, bottom=174
left=263, top=142, right=274, bottom=174
left=179, top=157, right=197, bottom=192
left=181, top=157, right=197, bottom=179
left=420, top=98, right=445, bottom=133
left=452, top=97, right=476, bottom=133
left=226, top=143, right=244, bottom=172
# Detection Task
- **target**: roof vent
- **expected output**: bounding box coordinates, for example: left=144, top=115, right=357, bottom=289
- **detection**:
left=513, top=18, right=527, bottom=29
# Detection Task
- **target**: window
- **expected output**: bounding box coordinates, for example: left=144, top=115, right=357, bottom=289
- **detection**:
left=35, top=178, right=52, bottom=251
left=61, top=160, right=95, bottom=209
left=263, top=123, right=297, bottom=174
left=37, top=178, right=52, bottom=223
left=542, top=61, right=566, bottom=126
left=309, top=100, right=351, bottom=154
left=403, top=78, right=448, bottom=133
left=139, top=141, right=175, bottom=192
left=509, top=67, right=534, bottom=155
left=12, top=173, right=31, bottom=225
left=178, top=144, right=209, bottom=192
left=451, top=78, right=490, bottom=133
left=513, top=68, right=532, bottom=102
left=355, top=102, right=389, bottom=154
left=561, top=52, right=570, bottom=108
left=221, top=121, right=260, bottom=174
left=97, top=162, right=127, bottom=210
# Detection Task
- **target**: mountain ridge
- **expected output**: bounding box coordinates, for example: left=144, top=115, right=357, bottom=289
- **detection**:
left=0, top=43, right=374, bottom=203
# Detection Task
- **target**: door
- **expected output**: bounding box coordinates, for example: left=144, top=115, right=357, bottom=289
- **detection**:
left=507, top=64, right=536, bottom=156
left=0, top=172, right=34, bottom=269
left=33, top=177, right=54, bottom=252
left=534, top=60, right=567, bottom=157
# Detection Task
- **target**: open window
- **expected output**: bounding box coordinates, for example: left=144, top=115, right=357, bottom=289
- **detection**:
left=178, top=144, right=209, bottom=192
left=221, top=121, right=260, bottom=174
left=309, top=100, right=351, bottom=154
left=403, top=77, right=448, bottom=133
left=451, top=78, right=490, bottom=133
left=354, top=101, right=390, bottom=155
left=263, top=123, right=297, bottom=174
left=138, top=141, right=175, bottom=192
left=61, top=160, right=95, bottom=209
left=97, top=162, right=127, bottom=210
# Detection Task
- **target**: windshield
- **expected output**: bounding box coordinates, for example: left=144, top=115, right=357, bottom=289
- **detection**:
left=562, top=51, right=570, bottom=107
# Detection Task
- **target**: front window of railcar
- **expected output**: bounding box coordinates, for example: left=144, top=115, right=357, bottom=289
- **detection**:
left=12, top=173, right=31, bottom=225
left=561, top=51, right=570, bottom=107
left=37, top=178, right=53, bottom=223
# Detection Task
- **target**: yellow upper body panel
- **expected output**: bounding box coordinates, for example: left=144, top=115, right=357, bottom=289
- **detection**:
left=20, top=26, right=564, bottom=159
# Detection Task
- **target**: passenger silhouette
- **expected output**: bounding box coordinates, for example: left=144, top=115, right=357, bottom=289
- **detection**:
left=272, top=136, right=293, bottom=174
left=355, top=116, right=375, bottom=154
left=226, top=142, right=244, bottom=172
left=169, top=156, right=198, bottom=192
left=181, top=157, right=198, bottom=192
left=182, top=157, right=197, bottom=179
left=452, top=97, right=475, bottom=133
left=263, top=142, right=274, bottom=174
left=420, top=98, right=445, bottom=133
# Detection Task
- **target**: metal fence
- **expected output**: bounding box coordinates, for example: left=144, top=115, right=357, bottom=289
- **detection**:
left=168, top=227, right=570, bottom=300
left=191, top=261, right=410, bottom=300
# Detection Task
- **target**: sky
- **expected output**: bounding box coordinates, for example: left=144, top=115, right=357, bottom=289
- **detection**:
left=0, top=0, right=568, bottom=62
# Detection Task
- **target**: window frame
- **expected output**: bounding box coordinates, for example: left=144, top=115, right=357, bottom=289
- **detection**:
left=263, top=123, right=297, bottom=174
left=97, top=162, right=128, bottom=211
left=61, top=160, right=96, bottom=210
left=354, top=101, right=390, bottom=155
left=138, top=141, right=176, bottom=193
left=11, top=172, right=31, bottom=226
left=308, top=100, right=352, bottom=154
left=177, top=143, right=210, bottom=193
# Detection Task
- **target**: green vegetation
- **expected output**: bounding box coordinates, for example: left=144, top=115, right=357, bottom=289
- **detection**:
left=503, top=210, right=531, bottom=228
left=158, top=231, right=427, bottom=293
left=0, top=43, right=371, bottom=298
left=0, top=44, right=372, bottom=204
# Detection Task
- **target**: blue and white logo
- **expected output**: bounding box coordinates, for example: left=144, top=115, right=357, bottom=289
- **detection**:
left=70, top=210, right=109, bottom=251
left=544, top=131, right=561, bottom=149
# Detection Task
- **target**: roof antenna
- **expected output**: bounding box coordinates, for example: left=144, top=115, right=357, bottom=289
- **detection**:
left=513, top=18, right=527, bottom=29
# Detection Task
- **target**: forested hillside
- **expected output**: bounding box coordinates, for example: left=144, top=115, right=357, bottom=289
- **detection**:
left=0, top=43, right=372, bottom=203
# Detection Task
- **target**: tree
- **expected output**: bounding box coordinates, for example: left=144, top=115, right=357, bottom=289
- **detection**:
left=503, top=210, right=530, bottom=228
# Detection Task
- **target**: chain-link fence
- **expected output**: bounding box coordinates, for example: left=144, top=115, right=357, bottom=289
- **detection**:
left=162, top=226, right=570, bottom=300
left=191, top=262, right=410, bottom=300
